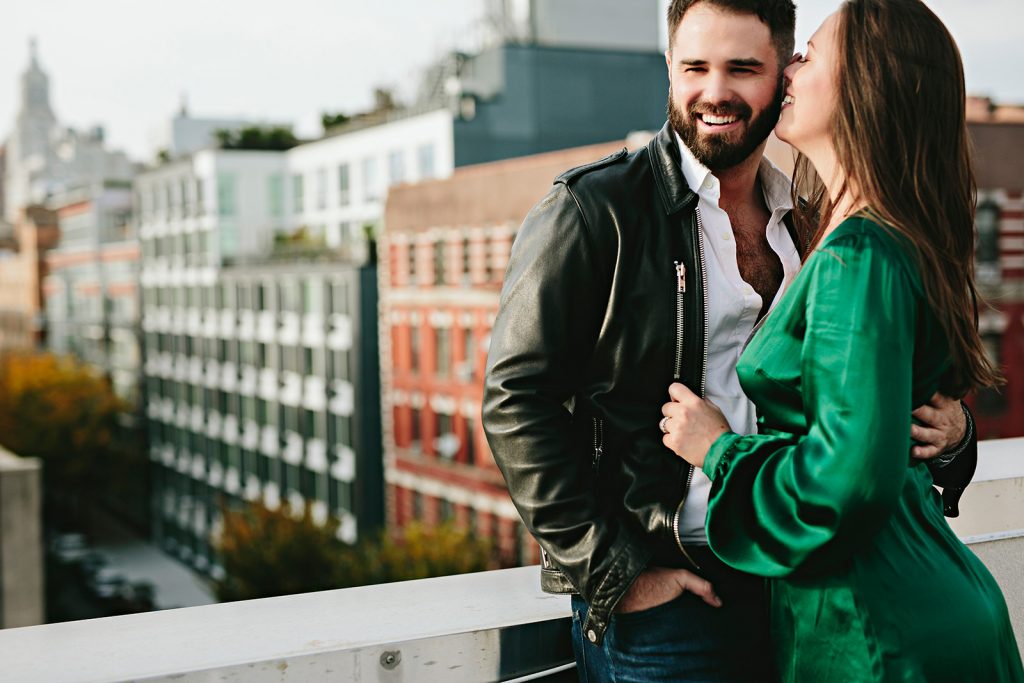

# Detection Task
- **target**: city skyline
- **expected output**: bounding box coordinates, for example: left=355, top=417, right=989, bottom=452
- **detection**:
left=3, top=0, right=1023, bottom=162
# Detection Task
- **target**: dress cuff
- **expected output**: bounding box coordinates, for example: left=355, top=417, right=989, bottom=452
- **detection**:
left=704, top=431, right=741, bottom=482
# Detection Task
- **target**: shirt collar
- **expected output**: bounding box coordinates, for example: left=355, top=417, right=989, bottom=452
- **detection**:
left=674, top=131, right=794, bottom=214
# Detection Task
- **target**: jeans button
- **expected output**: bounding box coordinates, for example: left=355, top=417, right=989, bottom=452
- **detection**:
left=587, top=629, right=598, bottom=643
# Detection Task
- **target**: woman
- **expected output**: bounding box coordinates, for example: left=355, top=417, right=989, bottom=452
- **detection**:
left=660, top=0, right=1024, bottom=680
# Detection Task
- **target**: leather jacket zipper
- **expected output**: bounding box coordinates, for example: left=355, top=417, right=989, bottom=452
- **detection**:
left=669, top=211, right=708, bottom=569
left=592, top=417, right=604, bottom=472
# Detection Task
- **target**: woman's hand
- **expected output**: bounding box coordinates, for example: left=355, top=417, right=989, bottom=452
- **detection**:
left=660, top=383, right=731, bottom=469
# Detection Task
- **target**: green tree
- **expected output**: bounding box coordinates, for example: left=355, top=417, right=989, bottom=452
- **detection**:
left=214, top=126, right=300, bottom=151
left=320, top=112, right=350, bottom=130
left=214, top=499, right=493, bottom=601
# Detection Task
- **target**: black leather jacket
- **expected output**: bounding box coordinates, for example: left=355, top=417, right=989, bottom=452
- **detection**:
left=481, top=123, right=978, bottom=645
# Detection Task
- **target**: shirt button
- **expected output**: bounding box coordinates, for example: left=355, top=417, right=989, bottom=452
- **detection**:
left=587, top=629, right=598, bottom=643
left=723, top=233, right=731, bottom=241
left=703, top=178, right=714, bottom=191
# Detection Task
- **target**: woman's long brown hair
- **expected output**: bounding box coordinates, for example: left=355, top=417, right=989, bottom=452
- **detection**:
left=792, top=0, right=1001, bottom=396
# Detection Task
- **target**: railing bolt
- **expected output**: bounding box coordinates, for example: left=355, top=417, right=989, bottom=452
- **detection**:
left=380, top=650, right=401, bottom=670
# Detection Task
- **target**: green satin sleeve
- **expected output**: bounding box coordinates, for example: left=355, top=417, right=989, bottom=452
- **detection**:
left=703, top=231, right=919, bottom=578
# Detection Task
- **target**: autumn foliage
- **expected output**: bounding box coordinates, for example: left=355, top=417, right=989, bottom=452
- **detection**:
left=0, top=352, right=126, bottom=500
left=214, top=500, right=493, bottom=602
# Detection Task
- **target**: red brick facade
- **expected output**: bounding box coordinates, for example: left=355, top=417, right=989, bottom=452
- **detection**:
left=380, top=141, right=627, bottom=566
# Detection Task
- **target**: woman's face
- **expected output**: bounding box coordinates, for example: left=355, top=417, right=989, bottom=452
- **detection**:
left=776, top=10, right=841, bottom=153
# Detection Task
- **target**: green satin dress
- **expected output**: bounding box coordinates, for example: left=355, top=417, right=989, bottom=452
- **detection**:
left=703, top=217, right=1023, bottom=682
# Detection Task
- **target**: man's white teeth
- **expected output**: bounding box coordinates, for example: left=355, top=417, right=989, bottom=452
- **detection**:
left=702, top=114, right=738, bottom=125
left=783, top=95, right=795, bottom=105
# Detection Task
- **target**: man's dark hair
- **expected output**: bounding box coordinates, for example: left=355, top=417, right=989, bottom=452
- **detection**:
left=667, top=0, right=796, bottom=68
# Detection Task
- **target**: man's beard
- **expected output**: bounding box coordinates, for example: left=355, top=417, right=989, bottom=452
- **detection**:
left=668, top=81, right=784, bottom=172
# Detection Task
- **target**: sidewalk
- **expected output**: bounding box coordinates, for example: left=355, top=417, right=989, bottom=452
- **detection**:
left=88, top=510, right=216, bottom=610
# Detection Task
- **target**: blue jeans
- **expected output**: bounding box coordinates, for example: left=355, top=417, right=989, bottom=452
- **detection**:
left=571, top=547, right=775, bottom=683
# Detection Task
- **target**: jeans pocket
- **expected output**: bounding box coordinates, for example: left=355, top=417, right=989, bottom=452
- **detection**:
left=612, top=592, right=686, bottom=626
left=571, top=607, right=590, bottom=683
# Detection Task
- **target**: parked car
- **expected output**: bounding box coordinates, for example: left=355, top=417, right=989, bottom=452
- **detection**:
left=77, top=551, right=109, bottom=580
left=109, top=581, right=157, bottom=615
left=50, top=533, right=88, bottom=565
left=87, top=568, right=128, bottom=601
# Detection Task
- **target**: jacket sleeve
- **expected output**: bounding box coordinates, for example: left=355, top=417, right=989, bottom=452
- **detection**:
left=702, top=234, right=920, bottom=578
left=926, top=403, right=978, bottom=517
left=482, top=182, right=652, bottom=636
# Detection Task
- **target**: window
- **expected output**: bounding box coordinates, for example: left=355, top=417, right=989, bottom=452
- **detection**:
left=481, top=237, right=493, bottom=282
left=302, top=278, right=322, bottom=315
left=237, top=283, right=252, bottom=310
left=464, top=415, right=476, bottom=465
left=333, top=479, right=353, bottom=514
left=439, top=498, right=454, bottom=522
left=435, top=413, right=454, bottom=460
left=267, top=174, right=284, bottom=217
left=339, top=221, right=355, bottom=246
left=410, top=325, right=420, bottom=373
left=462, top=236, right=472, bottom=284
left=278, top=281, right=298, bottom=311
left=410, top=407, right=421, bottom=446
left=315, top=168, right=328, bottom=210
left=331, top=414, right=352, bottom=447
left=195, top=178, right=205, bottom=214
left=217, top=174, right=237, bottom=217
left=408, top=242, right=417, bottom=282
left=282, top=346, right=301, bottom=373
left=388, top=150, right=405, bottom=186
left=301, top=467, right=319, bottom=500
left=976, top=201, right=1000, bottom=283
left=181, top=179, right=191, bottom=216
left=329, top=349, right=350, bottom=381
left=242, top=395, right=256, bottom=421
left=330, top=280, right=349, bottom=315
left=463, top=329, right=476, bottom=380
left=433, top=242, right=446, bottom=285
left=292, top=174, right=305, bottom=213
left=362, top=157, right=379, bottom=202
left=417, top=144, right=436, bottom=179
left=301, top=408, right=317, bottom=437
left=337, top=164, right=351, bottom=206
left=976, top=333, right=1007, bottom=416
left=435, top=327, right=451, bottom=377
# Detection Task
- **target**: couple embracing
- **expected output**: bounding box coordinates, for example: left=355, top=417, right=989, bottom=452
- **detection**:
left=482, top=0, right=1023, bottom=681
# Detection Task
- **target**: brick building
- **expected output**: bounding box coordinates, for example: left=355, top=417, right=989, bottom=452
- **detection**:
left=968, top=120, right=1024, bottom=438
left=381, top=140, right=630, bottom=565
left=0, top=206, right=59, bottom=352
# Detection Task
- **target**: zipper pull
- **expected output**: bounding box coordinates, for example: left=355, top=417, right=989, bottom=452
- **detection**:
left=674, top=261, right=686, bottom=293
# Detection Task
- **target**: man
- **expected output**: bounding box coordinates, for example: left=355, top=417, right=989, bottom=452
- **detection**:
left=482, top=1, right=977, bottom=680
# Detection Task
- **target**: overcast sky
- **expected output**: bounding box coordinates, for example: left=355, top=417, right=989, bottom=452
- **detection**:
left=3, top=0, right=1021, bottom=162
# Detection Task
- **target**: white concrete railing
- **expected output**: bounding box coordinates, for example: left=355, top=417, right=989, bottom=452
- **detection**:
left=0, top=439, right=1021, bottom=682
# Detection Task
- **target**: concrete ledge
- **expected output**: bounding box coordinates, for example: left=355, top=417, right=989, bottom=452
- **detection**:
left=0, top=439, right=1018, bottom=681
left=0, top=566, right=571, bottom=682
left=0, top=448, right=44, bottom=629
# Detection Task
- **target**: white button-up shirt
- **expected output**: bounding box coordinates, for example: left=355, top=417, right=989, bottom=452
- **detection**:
left=674, top=134, right=802, bottom=544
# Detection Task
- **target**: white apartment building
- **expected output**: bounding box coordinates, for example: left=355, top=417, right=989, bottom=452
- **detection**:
left=136, top=146, right=386, bottom=573
left=283, top=108, right=453, bottom=252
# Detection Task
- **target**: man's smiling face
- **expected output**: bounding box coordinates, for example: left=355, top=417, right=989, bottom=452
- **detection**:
left=666, top=3, right=784, bottom=171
